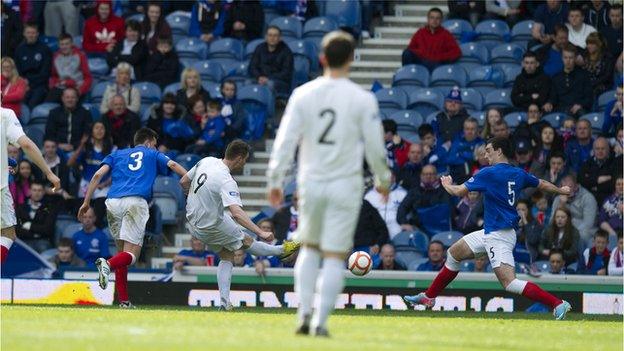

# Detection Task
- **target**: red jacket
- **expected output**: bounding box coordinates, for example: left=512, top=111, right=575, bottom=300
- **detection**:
left=393, top=139, right=412, bottom=168
left=1, top=76, right=28, bottom=117
left=82, top=0, right=125, bottom=54
left=407, top=26, right=461, bottom=63
left=49, top=47, right=93, bottom=96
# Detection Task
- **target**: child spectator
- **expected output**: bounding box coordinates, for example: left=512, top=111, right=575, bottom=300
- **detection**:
left=9, top=160, right=35, bottom=207
left=1, top=57, right=28, bottom=117
left=106, top=20, right=148, bottom=80
left=188, top=99, right=226, bottom=157
left=142, top=37, right=180, bottom=88
left=219, top=80, right=246, bottom=141
left=72, top=207, right=110, bottom=265
left=140, top=2, right=172, bottom=54
left=599, top=176, right=623, bottom=237
left=454, top=191, right=483, bottom=234
left=382, top=119, right=412, bottom=170
left=517, top=199, right=543, bottom=263
left=531, top=191, right=551, bottom=226
left=559, top=118, right=576, bottom=148
left=579, top=230, right=611, bottom=275
left=418, top=123, right=448, bottom=174
left=539, top=207, right=581, bottom=264
left=47, top=33, right=92, bottom=102
left=608, top=232, right=623, bottom=276
left=146, top=93, right=198, bottom=154
left=173, top=236, right=219, bottom=270
left=50, top=238, right=85, bottom=269
left=82, top=0, right=125, bottom=56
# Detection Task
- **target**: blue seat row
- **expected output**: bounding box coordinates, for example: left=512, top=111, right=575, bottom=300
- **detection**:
left=393, top=63, right=522, bottom=89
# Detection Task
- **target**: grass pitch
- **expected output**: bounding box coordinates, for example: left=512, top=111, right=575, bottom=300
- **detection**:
left=1, top=305, right=622, bottom=351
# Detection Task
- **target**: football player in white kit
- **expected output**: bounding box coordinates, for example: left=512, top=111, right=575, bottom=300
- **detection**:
left=181, top=140, right=300, bottom=310
left=266, top=31, right=391, bottom=336
left=1, top=107, right=61, bottom=263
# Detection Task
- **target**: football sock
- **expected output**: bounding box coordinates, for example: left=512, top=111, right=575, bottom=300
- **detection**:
left=425, top=265, right=459, bottom=298
left=246, top=241, right=283, bottom=256
left=217, top=260, right=233, bottom=306
left=311, top=257, right=344, bottom=329
left=0, top=236, right=14, bottom=264
left=519, top=280, right=563, bottom=309
left=115, top=266, right=129, bottom=302
left=108, top=251, right=136, bottom=270
left=294, top=247, right=321, bottom=324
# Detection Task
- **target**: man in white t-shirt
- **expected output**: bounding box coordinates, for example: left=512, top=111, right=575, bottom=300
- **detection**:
left=566, top=7, right=596, bottom=49
left=1, top=107, right=60, bottom=262
left=364, top=174, right=407, bottom=240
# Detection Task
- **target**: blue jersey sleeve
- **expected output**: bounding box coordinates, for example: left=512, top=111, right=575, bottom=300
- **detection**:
left=101, top=153, right=114, bottom=169
left=523, top=170, right=540, bottom=188
left=156, top=152, right=171, bottom=176
left=464, top=168, right=489, bottom=192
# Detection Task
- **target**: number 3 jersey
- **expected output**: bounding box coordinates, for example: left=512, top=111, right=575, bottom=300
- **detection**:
left=102, top=146, right=171, bottom=201
left=185, top=157, right=242, bottom=230
left=465, top=163, right=539, bottom=234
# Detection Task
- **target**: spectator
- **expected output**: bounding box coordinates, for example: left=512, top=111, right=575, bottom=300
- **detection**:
left=233, top=249, right=254, bottom=267
left=446, top=117, right=484, bottom=183
left=9, top=160, right=35, bottom=207
left=480, top=108, right=502, bottom=140
left=532, top=0, right=570, bottom=45
left=602, top=86, right=623, bottom=137
left=249, top=26, right=293, bottom=96
left=485, top=0, right=522, bottom=26
left=188, top=99, right=226, bottom=157
left=142, top=37, right=180, bottom=88
left=253, top=219, right=285, bottom=273
left=272, top=191, right=298, bottom=242
left=44, top=87, right=93, bottom=153
left=433, top=88, right=470, bottom=144
left=579, top=137, right=623, bottom=205
left=1, top=57, right=29, bottom=117
left=530, top=125, right=562, bottom=175
left=382, top=119, right=412, bottom=170
left=397, top=165, right=451, bottom=235
left=491, top=120, right=512, bottom=141
left=566, top=8, right=597, bottom=49
left=612, top=124, right=623, bottom=158
left=539, top=151, right=572, bottom=190
left=173, top=236, right=219, bottom=270
left=547, top=249, right=571, bottom=274
left=224, top=0, right=264, bottom=42
left=189, top=0, right=226, bottom=43
left=44, top=0, right=79, bottom=38
left=580, top=32, right=614, bottom=99
left=418, top=123, right=449, bottom=174
left=16, top=181, right=57, bottom=253
left=176, top=68, right=211, bottom=111
left=447, top=1, right=485, bottom=28
left=99, top=62, right=141, bottom=115
left=140, top=2, right=172, bottom=54
left=15, top=22, right=52, bottom=109
left=1, top=2, right=23, bottom=58
left=454, top=191, right=483, bottom=234
left=536, top=24, right=570, bottom=77
left=514, top=139, right=534, bottom=172
left=72, top=207, right=110, bottom=265
left=585, top=0, right=611, bottom=32
left=472, top=255, right=488, bottom=272
left=365, top=174, right=407, bottom=240
left=219, top=80, right=247, bottom=141
left=417, top=240, right=446, bottom=271
left=540, top=206, right=581, bottom=263
left=41, top=140, right=72, bottom=206
left=82, top=0, right=125, bottom=56
left=375, top=244, right=406, bottom=271
left=397, top=144, right=424, bottom=190
left=607, top=232, right=623, bottom=275
left=103, top=95, right=142, bottom=149
left=472, top=144, right=489, bottom=174
left=514, top=104, right=550, bottom=147
left=106, top=20, right=149, bottom=80
left=46, top=34, right=93, bottom=103
left=511, top=52, right=552, bottom=110
left=50, top=238, right=85, bottom=268
left=550, top=174, right=598, bottom=244
left=353, top=199, right=389, bottom=256
left=532, top=191, right=552, bottom=226
left=401, top=7, right=460, bottom=69
left=600, top=4, right=623, bottom=58
left=565, top=119, right=594, bottom=173
left=517, top=199, right=543, bottom=262
left=579, top=229, right=611, bottom=275
left=545, top=44, right=593, bottom=118
left=146, top=93, right=198, bottom=153
left=599, top=176, right=623, bottom=237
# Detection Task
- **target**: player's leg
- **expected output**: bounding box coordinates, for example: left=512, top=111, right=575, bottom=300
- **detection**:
left=1, top=188, right=18, bottom=263
left=216, top=248, right=234, bottom=310
left=241, top=233, right=300, bottom=259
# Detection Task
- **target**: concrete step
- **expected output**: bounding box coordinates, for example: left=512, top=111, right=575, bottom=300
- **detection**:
left=349, top=71, right=393, bottom=85
left=351, top=60, right=401, bottom=73
left=382, top=16, right=427, bottom=27
left=375, top=27, right=417, bottom=40
left=234, top=175, right=267, bottom=187
left=354, top=48, right=402, bottom=62
left=175, top=233, right=192, bottom=247
left=394, top=4, right=448, bottom=17
left=252, top=151, right=271, bottom=162
left=151, top=257, right=173, bottom=269
left=239, top=186, right=269, bottom=199
left=361, top=38, right=408, bottom=49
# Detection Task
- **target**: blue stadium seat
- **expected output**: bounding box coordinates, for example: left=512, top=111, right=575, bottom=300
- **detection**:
left=407, top=257, right=430, bottom=271
left=459, top=42, right=490, bottom=64
left=88, top=58, right=109, bottom=77
left=475, top=19, right=510, bottom=43
left=19, top=104, right=30, bottom=124
left=73, top=35, right=82, bottom=49
left=493, top=63, right=522, bottom=88
left=470, top=110, right=487, bottom=126
left=202, top=81, right=222, bottom=99
left=473, top=86, right=496, bottom=97
left=430, top=231, right=464, bottom=248
left=490, top=43, right=525, bottom=64
left=392, top=64, right=429, bottom=88
left=154, top=176, right=184, bottom=210
left=388, top=110, right=424, bottom=130
left=191, top=60, right=224, bottom=82
left=62, top=223, right=83, bottom=239
left=407, top=89, right=444, bottom=117
left=597, top=89, right=616, bottom=111
left=127, top=13, right=144, bottom=22
left=533, top=260, right=551, bottom=272
left=468, top=65, right=504, bottom=88
left=166, top=11, right=191, bottom=36
left=430, top=64, right=468, bottom=87
left=210, top=58, right=240, bottom=75
left=245, top=38, right=265, bottom=59
left=391, top=231, right=411, bottom=249
left=30, top=103, right=60, bottom=123
left=222, top=60, right=250, bottom=83
left=511, top=20, right=534, bottom=42
left=303, top=16, right=338, bottom=40
left=483, top=89, right=512, bottom=109
left=442, top=19, right=473, bottom=40
left=608, top=232, right=618, bottom=251
left=580, top=112, right=605, bottom=132
left=163, top=82, right=182, bottom=95
left=41, top=36, right=59, bottom=52
left=270, top=16, right=303, bottom=39
left=503, top=112, right=527, bottom=130
left=134, top=81, right=162, bottom=104
left=460, top=261, right=475, bottom=272
left=292, top=55, right=311, bottom=88
left=324, top=0, right=362, bottom=34
left=287, top=39, right=319, bottom=72
left=179, top=58, right=199, bottom=70
left=425, top=111, right=439, bottom=125
left=175, top=153, right=201, bottom=170
left=460, top=88, right=484, bottom=111
left=396, top=251, right=424, bottom=269
left=542, top=112, right=567, bottom=128
left=24, top=125, right=44, bottom=148
left=400, top=130, right=420, bottom=143
left=375, top=88, right=408, bottom=110
left=238, top=84, right=274, bottom=117
left=208, top=38, right=244, bottom=61
left=175, top=37, right=208, bottom=60
left=410, top=231, right=429, bottom=254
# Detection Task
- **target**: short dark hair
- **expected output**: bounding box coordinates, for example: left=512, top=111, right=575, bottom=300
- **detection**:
left=428, top=7, right=443, bottom=17
left=24, top=21, right=39, bottom=30
left=569, top=7, right=583, bottom=15
left=224, top=139, right=251, bottom=160
left=554, top=24, right=569, bottom=35
left=187, top=94, right=205, bottom=111
left=157, top=36, right=172, bottom=46
left=134, top=127, right=159, bottom=145
left=594, top=229, right=609, bottom=240
left=266, top=25, right=281, bottom=35
left=58, top=238, right=73, bottom=249
left=464, top=117, right=479, bottom=127
left=548, top=151, right=565, bottom=162
left=562, top=43, right=577, bottom=55
left=125, top=19, right=142, bottom=33
left=30, top=180, right=45, bottom=189
left=549, top=248, right=564, bottom=259
left=382, top=119, right=397, bottom=134
left=59, top=33, right=73, bottom=42
left=161, top=92, right=177, bottom=105
left=62, top=86, right=79, bottom=97
left=610, top=4, right=622, bottom=12
left=418, top=123, right=434, bottom=138
left=429, top=240, right=445, bottom=250
left=487, top=137, right=514, bottom=159
left=321, top=31, right=355, bottom=68
left=206, top=99, right=221, bottom=111
left=523, top=51, right=538, bottom=60
left=221, top=79, right=237, bottom=95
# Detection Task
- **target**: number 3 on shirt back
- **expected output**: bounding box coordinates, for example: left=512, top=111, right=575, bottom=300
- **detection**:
left=128, top=151, right=144, bottom=171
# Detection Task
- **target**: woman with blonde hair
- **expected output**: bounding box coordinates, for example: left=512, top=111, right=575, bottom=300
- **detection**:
left=582, top=32, right=614, bottom=98
left=480, top=108, right=502, bottom=139
left=175, top=67, right=211, bottom=110
left=1, top=57, right=29, bottom=117
left=99, top=62, right=141, bottom=115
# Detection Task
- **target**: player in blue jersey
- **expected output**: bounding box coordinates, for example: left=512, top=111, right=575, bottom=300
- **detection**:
left=404, top=137, right=573, bottom=320
left=78, top=128, right=187, bottom=308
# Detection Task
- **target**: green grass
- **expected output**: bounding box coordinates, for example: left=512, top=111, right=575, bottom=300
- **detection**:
left=1, top=305, right=622, bottom=351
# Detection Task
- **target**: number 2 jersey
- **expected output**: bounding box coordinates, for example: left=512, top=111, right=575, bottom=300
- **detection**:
left=185, top=157, right=243, bottom=230
left=465, top=163, right=539, bottom=234
left=102, top=145, right=171, bottom=201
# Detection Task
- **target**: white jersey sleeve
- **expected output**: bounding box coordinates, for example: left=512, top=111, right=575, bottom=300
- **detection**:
left=359, top=93, right=391, bottom=188
left=222, top=179, right=243, bottom=207
left=1, top=108, right=26, bottom=189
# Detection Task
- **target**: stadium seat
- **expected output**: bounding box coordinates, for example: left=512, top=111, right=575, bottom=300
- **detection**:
left=511, top=20, right=534, bottom=42
left=40, top=248, right=58, bottom=262
left=431, top=231, right=464, bottom=248
left=324, top=0, right=362, bottom=34
left=166, top=11, right=191, bottom=35
left=490, top=43, right=525, bottom=64
left=134, top=82, right=162, bottom=104
left=493, top=63, right=522, bottom=88
left=533, top=260, right=551, bottom=272
left=460, top=88, right=484, bottom=111
left=238, top=84, right=275, bottom=117
left=175, top=153, right=201, bottom=170
left=580, top=112, right=605, bottom=132
left=597, top=89, right=616, bottom=111
left=475, top=19, right=510, bottom=46
left=24, top=125, right=44, bottom=148
left=425, top=111, right=439, bottom=125
left=483, top=89, right=512, bottom=110
left=153, top=195, right=178, bottom=225
left=88, top=57, right=109, bottom=77
left=245, top=38, right=265, bottom=59
left=30, top=103, right=59, bottom=124
left=292, top=55, right=311, bottom=88
left=542, top=112, right=567, bottom=128
left=471, top=110, right=487, bottom=126
left=442, top=19, right=473, bottom=40
left=73, top=35, right=82, bottom=49
left=208, top=38, right=244, bottom=61
left=391, top=231, right=411, bottom=248
left=200, top=81, right=221, bottom=99
left=388, top=110, right=424, bottom=130
left=467, top=65, right=504, bottom=88
left=287, top=39, right=319, bottom=71
left=191, top=60, right=224, bottom=82
left=222, top=60, right=251, bottom=83
left=375, top=88, right=408, bottom=111
left=270, top=16, right=303, bottom=39
left=154, top=176, right=184, bottom=211
left=407, top=89, right=444, bottom=117
left=392, top=64, right=430, bottom=88
left=503, top=112, right=527, bottom=130
left=410, top=231, right=429, bottom=254
left=460, top=261, right=475, bottom=272
left=303, top=16, right=338, bottom=40
left=127, top=13, right=144, bottom=22
left=608, top=232, right=618, bottom=251
left=175, top=37, right=208, bottom=60
left=62, top=223, right=83, bottom=239
left=406, top=257, right=430, bottom=271
left=41, top=36, right=59, bottom=52
left=396, top=251, right=424, bottom=269
left=459, top=42, right=490, bottom=65
left=163, top=82, right=182, bottom=95
left=566, top=262, right=578, bottom=273
left=430, top=64, right=468, bottom=87
left=90, top=81, right=110, bottom=106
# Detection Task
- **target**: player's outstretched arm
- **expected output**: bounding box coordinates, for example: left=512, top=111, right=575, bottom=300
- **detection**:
left=78, top=164, right=111, bottom=220
left=17, top=135, right=61, bottom=192
left=167, top=160, right=188, bottom=178
left=440, top=175, right=469, bottom=197
left=538, top=179, right=571, bottom=196
left=228, top=204, right=274, bottom=242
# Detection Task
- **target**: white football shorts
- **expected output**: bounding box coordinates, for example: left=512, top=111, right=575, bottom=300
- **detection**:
left=1, top=187, right=17, bottom=229
left=188, top=214, right=245, bottom=253
left=462, top=228, right=516, bottom=268
left=105, top=196, right=150, bottom=246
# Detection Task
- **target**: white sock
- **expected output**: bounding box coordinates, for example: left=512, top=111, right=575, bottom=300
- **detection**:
left=294, top=247, right=321, bottom=324
left=246, top=240, right=283, bottom=256
left=311, top=257, right=345, bottom=330
left=0, top=236, right=14, bottom=250
left=505, top=278, right=528, bottom=295
left=217, top=260, right=233, bottom=306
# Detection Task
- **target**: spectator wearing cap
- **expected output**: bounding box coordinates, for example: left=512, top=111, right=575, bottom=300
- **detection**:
left=416, top=240, right=446, bottom=271
left=579, top=137, right=623, bottom=205
left=600, top=4, right=623, bottom=58
left=446, top=118, right=484, bottom=184
left=418, top=124, right=449, bottom=174
left=511, top=51, right=552, bottom=110
left=365, top=173, right=407, bottom=240
left=513, top=104, right=550, bottom=147
left=374, top=244, right=406, bottom=271
left=566, top=8, right=597, bottom=49
left=432, top=87, right=470, bottom=144
left=383, top=119, right=412, bottom=170
left=514, top=138, right=533, bottom=172
left=565, top=119, right=594, bottom=174
left=401, top=7, right=460, bottom=70
left=397, top=144, right=424, bottom=190
left=532, top=0, right=570, bottom=46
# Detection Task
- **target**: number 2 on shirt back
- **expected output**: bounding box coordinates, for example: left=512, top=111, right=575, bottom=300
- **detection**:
left=318, top=108, right=336, bottom=145
left=128, top=151, right=143, bottom=171
left=507, top=181, right=516, bottom=206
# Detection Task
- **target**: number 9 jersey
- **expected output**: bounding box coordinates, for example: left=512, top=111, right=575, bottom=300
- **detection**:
left=102, top=145, right=171, bottom=201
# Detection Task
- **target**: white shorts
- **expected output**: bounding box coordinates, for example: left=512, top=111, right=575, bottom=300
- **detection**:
left=105, top=197, right=149, bottom=246
left=462, top=228, right=516, bottom=269
left=1, top=187, right=17, bottom=229
left=188, top=214, right=245, bottom=253
left=297, top=176, right=364, bottom=253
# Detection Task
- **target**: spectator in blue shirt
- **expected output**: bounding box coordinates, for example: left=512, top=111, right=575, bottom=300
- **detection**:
left=564, top=119, right=594, bottom=173
left=189, top=0, right=227, bottom=43
left=418, top=123, right=448, bottom=174
left=417, top=240, right=445, bottom=272
left=579, top=230, right=611, bottom=275
left=537, top=25, right=570, bottom=77
left=233, top=249, right=254, bottom=267
left=602, top=85, right=623, bottom=136
left=374, top=244, right=406, bottom=271
left=188, top=99, right=226, bottom=157
left=173, top=236, right=219, bottom=270
left=446, top=117, right=484, bottom=184
left=72, top=207, right=110, bottom=266
left=532, top=0, right=570, bottom=46
left=548, top=249, right=574, bottom=274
